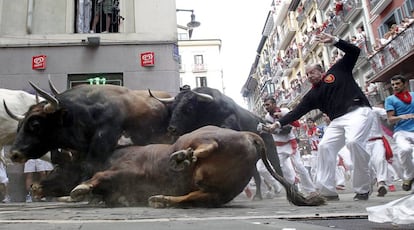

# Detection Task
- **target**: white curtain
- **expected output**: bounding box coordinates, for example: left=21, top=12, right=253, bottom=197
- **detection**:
left=76, top=0, right=92, bottom=33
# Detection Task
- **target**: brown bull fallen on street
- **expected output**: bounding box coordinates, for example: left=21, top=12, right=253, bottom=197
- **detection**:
left=70, top=126, right=326, bottom=207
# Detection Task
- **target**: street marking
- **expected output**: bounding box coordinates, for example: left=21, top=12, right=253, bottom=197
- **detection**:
left=0, top=213, right=368, bottom=224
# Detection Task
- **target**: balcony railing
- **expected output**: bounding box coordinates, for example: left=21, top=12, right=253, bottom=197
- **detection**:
left=297, top=11, right=306, bottom=27
left=278, top=13, right=297, bottom=50
left=192, top=63, right=207, bottom=72
left=301, top=35, right=319, bottom=60
left=303, top=0, right=313, bottom=15
left=287, top=81, right=312, bottom=108
left=179, top=64, right=185, bottom=73
left=368, top=23, right=414, bottom=75
left=343, top=0, right=362, bottom=22
left=331, top=15, right=349, bottom=35
left=317, top=0, right=330, bottom=10
left=370, top=0, right=392, bottom=15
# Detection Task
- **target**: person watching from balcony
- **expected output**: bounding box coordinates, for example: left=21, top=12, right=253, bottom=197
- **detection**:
left=384, top=74, right=414, bottom=193
left=356, top=26, right=366, bottom=41
left=400, top=17, right=414, bottom=30
left=90, top=0, right=113, bottom=33
left=334, top=0, right=344, bottom=18
left=268, top=32, right=374, bottom=202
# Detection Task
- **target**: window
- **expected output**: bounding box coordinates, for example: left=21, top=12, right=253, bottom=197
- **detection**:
left=75, top=0, right=122, bottom=33
left=378, top=8, right=404, bottom=38
left=196, top=77, right=207, bottom=87
left=404, top=0, right=414, bottom=16
left=194, top=55, right=204, bottom=64
left=178, top=32, right=189, bottom=40
left=68, top=73, right=123, bottom=88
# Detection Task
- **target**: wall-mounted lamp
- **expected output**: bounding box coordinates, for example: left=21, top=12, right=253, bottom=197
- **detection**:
left=176, top=9, right=201, bottom=39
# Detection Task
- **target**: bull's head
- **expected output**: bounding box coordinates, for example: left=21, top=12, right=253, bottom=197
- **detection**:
left=8, top=82, right=61, bottom=163
left=164, top=89, right=214, bottom=136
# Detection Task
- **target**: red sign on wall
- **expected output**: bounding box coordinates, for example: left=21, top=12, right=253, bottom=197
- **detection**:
left=32, top=55, right=47, bottom=70
left=140, top=52, right=155, bottom=67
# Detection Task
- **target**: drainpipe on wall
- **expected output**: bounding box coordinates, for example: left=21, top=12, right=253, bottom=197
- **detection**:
left=26, top=0, right=34, bottom=34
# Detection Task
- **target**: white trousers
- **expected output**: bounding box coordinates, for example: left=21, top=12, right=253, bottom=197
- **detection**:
left=316, top=107, right=373, bottom=196
left=366, top=139, right=389, bottom=183
left=0, top=162, right=8, bottom=184
left=256, top=159, right=282, bottom=193
left=277, top=143, right=316, bottom=194
left=393, top=130, right=414, bottom=181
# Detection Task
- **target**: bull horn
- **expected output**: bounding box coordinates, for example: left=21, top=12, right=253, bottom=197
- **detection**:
left=3, top=100, right=24, bottom=121
left=29, top=81, right=59, bottom=110
left=148, top=89, right=175, bottom=103
left=48, top=78, right=60, bottom=95
left=192, top=90, right=214, bottom=102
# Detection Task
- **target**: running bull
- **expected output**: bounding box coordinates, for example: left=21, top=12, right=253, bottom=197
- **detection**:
left=70, top=126, right=325, bottom=207
left=6, top=83, right=173, bottom=181
left=150, top=87, right=286, bottom=200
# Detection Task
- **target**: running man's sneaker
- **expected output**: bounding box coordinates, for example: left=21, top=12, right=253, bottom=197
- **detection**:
left=377, top=185, right=387, bottom=197
left=2, top=195, right=11, bottom=203
left=353, top=192, right=369, bottom=201
left=402, top=178, right=414, bottom=191
left=25, top=194, right=32, bottom=203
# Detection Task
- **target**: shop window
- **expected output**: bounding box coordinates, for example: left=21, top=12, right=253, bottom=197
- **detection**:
left=68, top=73, right=123, bottom=88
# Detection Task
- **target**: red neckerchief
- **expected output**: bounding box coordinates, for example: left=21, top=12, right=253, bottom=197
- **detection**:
left=312, top=73, right=325, bottom=88
left=395, top=91, right=412, bottom=104
left=307, top=126, right=317, bottom=136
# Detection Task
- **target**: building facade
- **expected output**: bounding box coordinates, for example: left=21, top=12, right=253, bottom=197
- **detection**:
left=242, top=0, right=414, bottom=122
left=0, top=0, right=180, bottom=94
left=178, top=39, right=224, bottom=92
left=0, top=0, right=181, bottom=201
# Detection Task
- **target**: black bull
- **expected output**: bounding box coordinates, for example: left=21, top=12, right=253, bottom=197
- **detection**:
left=70, top=126, right=325, bottom=207
left=6, top=83, right=174, bottom=197
left=151, top=87, right=309, bottom=201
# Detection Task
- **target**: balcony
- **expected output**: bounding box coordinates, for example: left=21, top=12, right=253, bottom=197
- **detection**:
left=355, top=40, right=369, bottom=69
left=274, top=1, right=290, bottom=25
left=278, top=18, right=297, bottom=50
left=192, top=63, right=207, bottom=72
left=179, top=64, right=186, bottom=73
left=303, top=0, right=313, bottom=15
left=343, top=0, right=362, bottom=22
left=272, top=62, right=283, bottom=78
left=297, top=11, right=306, bottom=28
left=301, top=36, right=319, bottom=61
left=370, top=0, right=392, bottom=15
left=368, top=23, right=414, bottom=82
left=282, top=67, right=293, bottom=77
left=287, top=81, right=312, bottom=108
left=317, top=0, right=330, bottom=10
left=332, top=15, right=349, bottom=35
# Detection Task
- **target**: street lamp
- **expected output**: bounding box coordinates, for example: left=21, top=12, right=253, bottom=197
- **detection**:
left=176, top=9, right=201, bottom=39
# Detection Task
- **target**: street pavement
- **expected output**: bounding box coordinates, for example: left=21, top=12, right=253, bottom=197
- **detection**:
left=0, top=182, right=413, bottom=230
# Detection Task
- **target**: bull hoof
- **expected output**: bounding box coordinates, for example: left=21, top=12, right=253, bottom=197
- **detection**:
left=169, top=148, right=194, bottom=171
left=148, top=195, right=171, bottom=208
left=70, top=184, right=92, bottom=202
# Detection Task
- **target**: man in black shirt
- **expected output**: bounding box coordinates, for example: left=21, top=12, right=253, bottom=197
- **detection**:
left=270, top=32, right=373, bottom=201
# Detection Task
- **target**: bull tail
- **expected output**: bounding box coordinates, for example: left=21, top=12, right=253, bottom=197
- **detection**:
left=250, top=134, right=326, bottom=206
